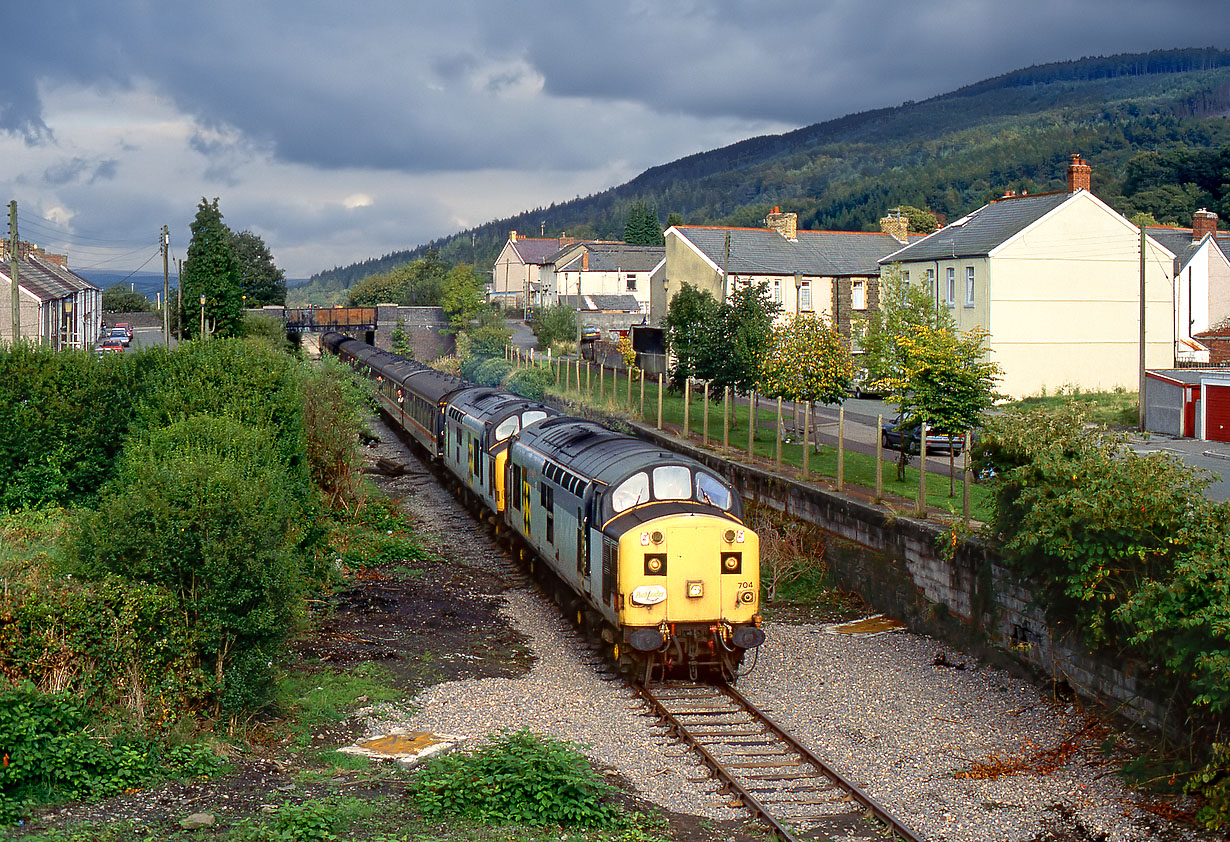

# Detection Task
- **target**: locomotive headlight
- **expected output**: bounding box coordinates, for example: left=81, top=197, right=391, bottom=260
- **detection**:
left=650, top=531, right=664, bottom=545
left=739, top=590, right=755, bottom=604
left=686, top=580, right=704, bottom=598
left=721, top=553, right=741, bottom=573
left=630, top=585, right=667, bottom=606
left=644, top=554, right=666, bottom=575
left=723, top=529, right=736, bottom=543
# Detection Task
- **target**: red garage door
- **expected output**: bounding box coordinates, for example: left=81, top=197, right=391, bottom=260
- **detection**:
left=1206, top=384, right=1230, bottom=443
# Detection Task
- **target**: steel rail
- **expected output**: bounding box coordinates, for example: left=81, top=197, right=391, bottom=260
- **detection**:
left=719, top=682, right=926, bottom=842
left=638, top=680, right=926, bottom=842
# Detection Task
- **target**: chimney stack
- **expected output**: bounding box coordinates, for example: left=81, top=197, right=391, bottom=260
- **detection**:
left=510, top=230, right=518, bottom=242
left=765, top=208, right=797, bottom=241
left=582, top=251, right=589, bottom=271
left=1193, top=208, right=1219, bottom=242
left=1067, top=154, right=1091, bottom=193
left=879, top=210, right=910, bottom=243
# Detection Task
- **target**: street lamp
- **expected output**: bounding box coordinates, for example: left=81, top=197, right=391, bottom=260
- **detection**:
left=199, top=294, right=206, bottom=338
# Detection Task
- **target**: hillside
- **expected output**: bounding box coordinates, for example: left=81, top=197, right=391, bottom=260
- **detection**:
left=302, top=47, right=1230, bottom=299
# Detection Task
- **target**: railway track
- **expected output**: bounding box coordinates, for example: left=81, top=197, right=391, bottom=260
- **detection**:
left=638, top=679, right=925, bottom=842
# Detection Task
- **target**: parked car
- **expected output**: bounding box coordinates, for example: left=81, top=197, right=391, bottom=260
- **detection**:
left=107, top=327, right=131, bottom=346
left=95, top=336, right=126, bottom=354
left=115, top=322, right=133, bottom=338
left=580, top=326, right=600, bottom=342
left=880, top=414, right=967, bottom=455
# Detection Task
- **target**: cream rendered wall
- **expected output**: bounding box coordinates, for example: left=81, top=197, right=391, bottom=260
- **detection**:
left=491, top=240, right=528, bottom=305
left=1206, top=243, right=1230, bottom=328
left=1174, top=243, right=1211, bottom=344
left=0, top=280, right=44, bottom=345
left=655, top=232, right=723, bottom=325
left=987, top=196, right=1173, bottom=398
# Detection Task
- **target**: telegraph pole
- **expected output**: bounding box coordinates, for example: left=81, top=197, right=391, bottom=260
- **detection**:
left=161, top=226, right=170, bottom=345
left=8, top=201, right=19, bottom=343
left=1138, top=225, right=1147, bottom=431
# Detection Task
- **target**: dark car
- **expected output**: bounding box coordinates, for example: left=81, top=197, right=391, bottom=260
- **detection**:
left=580, top=326, right=600, bottom=342
left=881, top=414, right=967, bottom=455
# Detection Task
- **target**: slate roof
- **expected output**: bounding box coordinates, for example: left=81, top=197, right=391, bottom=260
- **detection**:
left=558, top=294, right=642, bottom=312
left=881, top=192, right=1072, bottom=263
left=1146, top=226, right=1230, bottom=272
left=510, top=238, right=563, bottom=266
left=0, top=256, right=98, bottom=302
left=674, top=226, right=915, bottom=276
left=555, top=243, right=664, bottom=273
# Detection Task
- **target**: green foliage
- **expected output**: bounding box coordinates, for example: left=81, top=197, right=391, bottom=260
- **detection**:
left=298, top=357, right=371, bottom=512
left=439, top=265, right=485, bottom=334
left=180, top=197, right=243, bottom=339
left=758, top=314, right=852, bottom=404
left=101, top=283, right=154, bottom=313
left=504, top=366, right=552, bottom=401
left=389, top=318, right=414, bottom=358
left=229, top=797, right=369, bottom=842
left=701, top=279, right=781, bottom=393
left=346, top=249, right=448, bottom=307
left=459, top=352, right=496, bottom=382
left=473, top=357, right=513, bottom=387
left=884, top=323, right=1002, bottom=436
left=898, top=204, right=939, bottom=233
left=409, top=730, right=625, bottom=828
left=231, top=229, right=287, bottom=306
left=662, top=283, right=720, bottom=389
left=459, top=323, right=512, bottom=360
left=77, top=415, right=307, bottom=714
left=530, top=304, right=578, bottom=348
left=855, top=264, right=953, bottom=391
left=0, top=684, right=221, bottom=822
left=622, top=201, right=663, bottom=246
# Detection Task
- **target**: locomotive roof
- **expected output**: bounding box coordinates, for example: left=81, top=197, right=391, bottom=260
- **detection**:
left=515, top=417, right=705, bottom=486
left=449, top=387, right=558, bottom=425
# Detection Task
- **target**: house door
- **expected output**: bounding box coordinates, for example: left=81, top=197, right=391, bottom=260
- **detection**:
left=1205, top=384, right=1230, bottom=443
left=1184, top=388, right=1198, bottom=439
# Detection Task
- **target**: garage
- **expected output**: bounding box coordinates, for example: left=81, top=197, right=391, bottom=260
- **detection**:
left=1205, top=381, right=1230, bottom=443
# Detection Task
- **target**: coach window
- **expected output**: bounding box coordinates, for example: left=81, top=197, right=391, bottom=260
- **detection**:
left=652, top=465, right=691, bottom=500
left=612, top=472, right=650, bottom=512
left=695, top=473, right=732, bottom=510
left=522, top=410, right=548, bottom=427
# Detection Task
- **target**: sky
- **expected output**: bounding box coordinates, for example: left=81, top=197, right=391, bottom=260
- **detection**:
left=3, top=1, right=1228, bottom=280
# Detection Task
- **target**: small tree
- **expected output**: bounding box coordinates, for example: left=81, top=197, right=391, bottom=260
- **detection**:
left=663, top=283, right=720, bottom=390
left=855, top=263, right=952, bottom=393
left=439, top=264, right=484, bottom=334
left=531, top=304, right=577, bottom=349
left=704, top=279, right=781, bottom=394
left=101, top=283, right=154, bottom=313
left=623, top=201, right=663, bottom=246
left=390, top=318, right=414, bottom=358
left=759, top=314, right=852, bottom=446
left=884, top=324, right=1002, bottom=490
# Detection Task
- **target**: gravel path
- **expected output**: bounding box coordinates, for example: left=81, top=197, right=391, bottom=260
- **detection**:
left=364, top=418, right=1214, bottom=842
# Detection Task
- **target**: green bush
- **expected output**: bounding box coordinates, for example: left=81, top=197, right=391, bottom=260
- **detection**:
left=459, top=352, right=496, bottom=382
left=504, top=367, right=553, bottom=401
left=77, top=415, right=307, bottom=714
left=0, top=685, right=221, bottom=822
left=409, top=730, right=625, bottom=828
left=473, top=357, right=512, bottom=387
left=299, top=357, right=371, bottom=512
left=530, top=304, right=577, bottom=348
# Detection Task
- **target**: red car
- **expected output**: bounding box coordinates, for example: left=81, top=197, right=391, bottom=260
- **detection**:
left=95, top=336, right=126, bottom=354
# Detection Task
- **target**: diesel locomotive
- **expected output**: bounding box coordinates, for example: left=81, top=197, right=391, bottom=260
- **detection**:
left=322, top=332, right=765, bottom=680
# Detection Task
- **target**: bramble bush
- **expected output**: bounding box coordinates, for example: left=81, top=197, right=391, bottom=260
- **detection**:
left=409, top=730, right=626, bottom=828
left=504, top=366, right=552, bottom=400
left=977, top=404, right=1230, bottom=826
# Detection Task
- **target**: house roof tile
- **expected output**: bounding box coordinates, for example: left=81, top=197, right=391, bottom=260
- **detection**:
left=675, top=226, right=913, bottom=276
left=881, top=192, right=1072, bottom=263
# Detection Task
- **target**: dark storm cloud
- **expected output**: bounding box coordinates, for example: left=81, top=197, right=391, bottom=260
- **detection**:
left=6, top=0, right=1225, bottom=179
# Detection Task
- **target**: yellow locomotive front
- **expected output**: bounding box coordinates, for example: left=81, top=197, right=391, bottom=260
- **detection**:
left=613, top=512, right=763, bottom=679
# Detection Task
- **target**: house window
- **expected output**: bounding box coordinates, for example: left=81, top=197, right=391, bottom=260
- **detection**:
left=925, top=268, right=936, bottom=300
left=625, top=273, right=637, bottom=292
left=902, top=270, right=910, bottom=288
left=773, top=279, right=782, bottom=303
left=799, top=281, right=812, bottom=311
left=965, top=267, right=975, bottom=307
left=852, top=279, right=866, bottom=310
left=945, top=267, right=955, bottom=307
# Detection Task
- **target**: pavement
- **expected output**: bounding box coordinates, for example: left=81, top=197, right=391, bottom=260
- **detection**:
left=1127, top=432, right=1230, bottom=502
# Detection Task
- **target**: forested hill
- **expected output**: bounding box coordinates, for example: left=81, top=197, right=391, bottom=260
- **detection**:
left=305, top=47, right=1230, bottom=293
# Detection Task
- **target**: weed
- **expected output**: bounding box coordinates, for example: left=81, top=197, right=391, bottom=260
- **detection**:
left=229, top=796, right=372, bottom=842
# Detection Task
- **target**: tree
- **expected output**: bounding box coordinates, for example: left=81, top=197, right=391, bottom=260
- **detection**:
left=230, top=230, right=286, bottom=306
left=101, top=283, right=153, bottom=313
left=665, top=212, right=684, bottom=230
left=854, top=264, right=952, bottom=393
left=705, top=279, right=781, bottom=394
left=439, top=264, right=484, bottom=334
left=346, top=250, right=449, bottom=307
left=531, top=304, right=577, bottom=349
left=883, top=323, right=1002, bottom=489
left=759, top=314, right=853, bottom=406
left=180, top=198, right=242, bottom=338
left=623, top=201, right=663, bottom=246
left=662, top=283, right=720, bottom=389
left=898, top=205, right=940, bottom=234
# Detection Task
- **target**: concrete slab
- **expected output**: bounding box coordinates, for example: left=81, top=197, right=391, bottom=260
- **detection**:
left=339, top=729, right=465, bottom=769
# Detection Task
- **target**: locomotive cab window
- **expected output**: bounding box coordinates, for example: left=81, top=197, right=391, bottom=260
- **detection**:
left=652, top=466, right=691, bottom=500
left=522, top=410, right=548, bottom=428
left=612, top=472, right=649, bottom=512
left=695, top=472, right=732, bottom=510
left=495, top=416, right=518, bottom=441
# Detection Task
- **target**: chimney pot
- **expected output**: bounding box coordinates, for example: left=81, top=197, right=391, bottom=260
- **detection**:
left=1193, top=208, right=1219, bottom=242
left=510, top=230, right=517, bottom=242
left=1067, top=154, right=1092, bottom=193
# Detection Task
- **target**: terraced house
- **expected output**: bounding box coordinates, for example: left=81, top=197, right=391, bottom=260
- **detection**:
left=881, top=156, right=1175, bottom=399
left=0, top=241, right=101, bottom=349
left=650, top=210, right=917, bottom=339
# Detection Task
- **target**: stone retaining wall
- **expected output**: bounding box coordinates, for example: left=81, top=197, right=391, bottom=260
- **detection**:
left=629, top=421, right=1168, bottom=730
